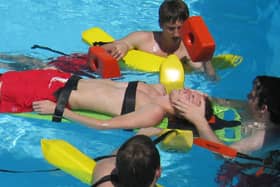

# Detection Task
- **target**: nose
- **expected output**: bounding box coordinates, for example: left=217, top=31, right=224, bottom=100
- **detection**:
left=173, top=27, right=181, bottom=37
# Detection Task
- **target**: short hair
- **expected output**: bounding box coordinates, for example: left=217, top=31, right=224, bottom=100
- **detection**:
left=159, top=0, right=189, bottom=27
left=253, top=76, right=280, bottom=124
left=116, top=135, right=160, bottom=187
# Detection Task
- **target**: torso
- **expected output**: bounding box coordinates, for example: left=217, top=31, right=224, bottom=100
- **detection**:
left=133, top=31, right=203, bottom=70
left=69, top=80, right=169, bottom=116
left=134, top=31, right=187, bottom=59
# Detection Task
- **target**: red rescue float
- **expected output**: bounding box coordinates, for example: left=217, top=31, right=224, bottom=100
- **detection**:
left=88, top=46, right=121, bottom=78
left=180, top=16, right=215, bottom=62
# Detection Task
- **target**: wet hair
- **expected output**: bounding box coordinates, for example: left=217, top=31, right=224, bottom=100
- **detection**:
left=253, top=76, right=280, bottom=124
left=116, top=135, right=160, bottom=187
left=159, top=0, right=189, bottom=27
left=205, top=97, right=214, bottom=120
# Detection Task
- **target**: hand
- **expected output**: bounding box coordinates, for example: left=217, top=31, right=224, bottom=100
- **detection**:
left=172, top=91, right=206, bottom=125
left=108, top=42, right=129, bottom=60
left=32, top=100, right=56, bottom=114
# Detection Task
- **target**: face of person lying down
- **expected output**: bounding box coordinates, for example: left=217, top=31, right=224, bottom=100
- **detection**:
left=169, top=88, right=204, bottom=106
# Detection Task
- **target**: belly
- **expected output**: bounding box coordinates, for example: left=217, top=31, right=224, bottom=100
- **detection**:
left=69, top=88, right=125, bottom=116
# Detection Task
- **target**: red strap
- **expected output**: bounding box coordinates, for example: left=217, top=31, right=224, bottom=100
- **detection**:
left=193, top=138, right=237, bottom=158
left=208, top=115, right=216, bottom=124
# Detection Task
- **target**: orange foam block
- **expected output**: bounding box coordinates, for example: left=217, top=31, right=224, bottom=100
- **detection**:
left=180, top=16, right=215, bottom=62
left=88, top=46, right=121, bottom=78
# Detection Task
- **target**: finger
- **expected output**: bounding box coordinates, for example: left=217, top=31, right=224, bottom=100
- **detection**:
left=193, top=94, right=202, bottom=106
left=33, top=107, right=40, bottom=113
left=110, top=48, right=119, bottom=58
left=115, top=52, right=122, bottom=61
left=32, top=103, right=40, bottom=109
left=32, top=101, right=40, bottom=105
left=173, top=100, right=191, bottom=112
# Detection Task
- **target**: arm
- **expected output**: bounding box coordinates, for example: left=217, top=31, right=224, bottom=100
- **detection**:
left=64, top=103, right=165, bottom=129
left=102, top=31, right=147, bottom=60
left=230, top=129, right=265, bottom=154
left=33, top=100, right=166, bottom=130
left=182, top=57, right=218, bottom=81
left=209, top=96, right=247, bottom=110
left=203, top=60, right=219, bottom=81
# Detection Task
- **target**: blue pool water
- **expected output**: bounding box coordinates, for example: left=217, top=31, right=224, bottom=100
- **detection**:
left=0, top=0, right=280, bottom=186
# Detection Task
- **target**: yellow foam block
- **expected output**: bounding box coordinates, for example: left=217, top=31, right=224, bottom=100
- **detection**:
left=160, top=55, right=185, bottom=93
left=82, top=27, right=114, bottom=46
left=41, top=139, right=96, bottom=185
left=159, top=129, right=193, bottom=152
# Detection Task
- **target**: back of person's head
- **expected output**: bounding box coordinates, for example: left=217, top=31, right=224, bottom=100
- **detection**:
left=159, top=0, right=189, bottom=26
left=116, top=135, right=160, bottom=187
left=253, top=76, right=280, bottom=124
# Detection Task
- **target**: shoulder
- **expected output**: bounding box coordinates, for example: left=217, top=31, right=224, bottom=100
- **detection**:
left=126, top=31, right=153, bottom=40
left=93, top=157, right=115, bottom=187
left=231, top=130, right=266, bottom=154
left=263, top=126, right=280, bottom=147
left=120, top=31, right=153, bottom=46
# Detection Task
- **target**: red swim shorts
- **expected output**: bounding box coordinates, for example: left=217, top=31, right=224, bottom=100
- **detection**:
left=0, top=69, right=72, bottom=113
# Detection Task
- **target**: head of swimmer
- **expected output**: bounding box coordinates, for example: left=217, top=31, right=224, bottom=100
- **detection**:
left=170, top=88, right=213, bottom=122
left=159, top=0, right=189, bottom=41
left=248, top=76, right=280, bottom=125
left=115, top=135, right=161, bottom=187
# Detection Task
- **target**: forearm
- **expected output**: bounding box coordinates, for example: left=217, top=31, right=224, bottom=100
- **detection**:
left=210, top=97, right=247, bottom=109
left=203, top=60, right=218, bottom=81
left=194, top=118, right=221, bottom=143
left=63, top=109, right=112, bottom=130
left=63, top=105, right=165, bottom=130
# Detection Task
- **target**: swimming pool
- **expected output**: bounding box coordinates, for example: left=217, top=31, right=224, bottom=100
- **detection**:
left=0, top=0, right=280, bottom=186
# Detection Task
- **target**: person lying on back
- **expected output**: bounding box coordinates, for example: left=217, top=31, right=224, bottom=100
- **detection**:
left=0, top=67, right=203, bottom=130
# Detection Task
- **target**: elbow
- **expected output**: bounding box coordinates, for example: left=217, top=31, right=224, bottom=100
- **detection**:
left=148, top=107, right=166, bottom=127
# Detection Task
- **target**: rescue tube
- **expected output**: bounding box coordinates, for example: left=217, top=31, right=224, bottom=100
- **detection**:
left=41, top=139, right=95, bottom=185
left=82, top=27, right=243, bottom=72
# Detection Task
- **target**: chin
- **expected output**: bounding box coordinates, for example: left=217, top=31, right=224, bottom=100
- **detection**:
left=172, top=37, right=181, bottom=42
